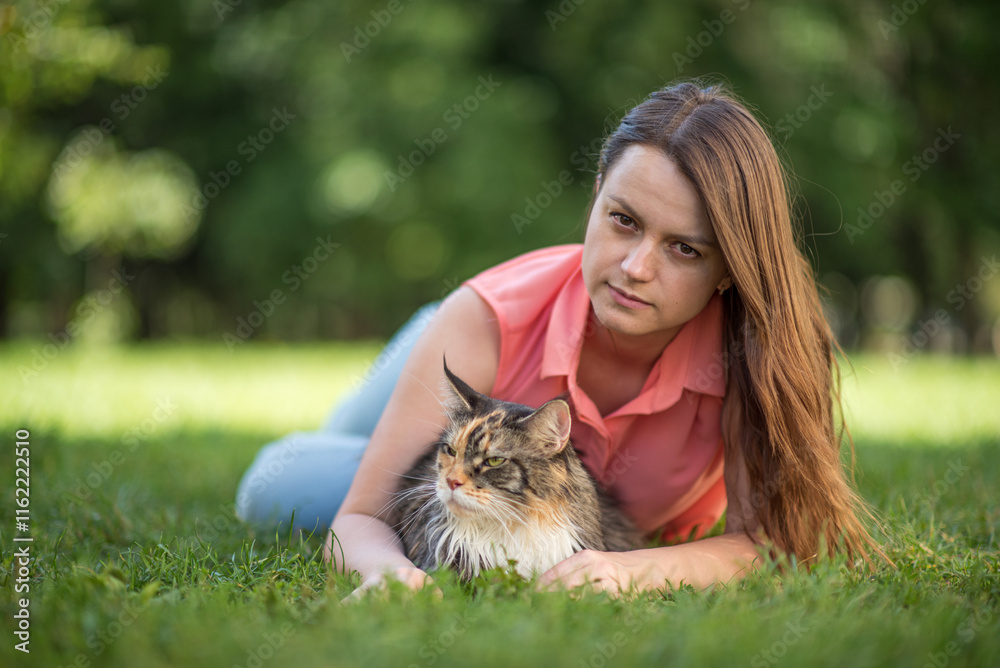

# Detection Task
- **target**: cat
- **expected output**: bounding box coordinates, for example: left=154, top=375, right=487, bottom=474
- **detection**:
left=390, top=357, right=639, bottom=580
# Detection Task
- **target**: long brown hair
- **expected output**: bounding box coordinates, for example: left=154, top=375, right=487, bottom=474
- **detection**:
left=590, top=80, right=887, bottom=567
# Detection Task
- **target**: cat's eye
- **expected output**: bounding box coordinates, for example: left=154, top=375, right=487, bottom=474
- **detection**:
left=485, top=456, right=506, bottom=467
left=442, top=444, right=457, bottom=457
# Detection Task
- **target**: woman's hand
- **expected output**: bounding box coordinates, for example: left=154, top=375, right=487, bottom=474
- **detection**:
left=539, top=534, right=762, bottom=596
left=537, top=549, right=661, bottom=597
left=341, top=566, right=440, bottom=604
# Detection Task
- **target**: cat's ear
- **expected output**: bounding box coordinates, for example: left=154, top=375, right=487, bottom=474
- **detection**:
left=442, top=354, right=481, bottom=412
left=520, top=399, right=572, bottom=456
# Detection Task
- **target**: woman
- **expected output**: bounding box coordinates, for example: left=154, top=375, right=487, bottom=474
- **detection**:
left=236, top=80, right=885, bottom=597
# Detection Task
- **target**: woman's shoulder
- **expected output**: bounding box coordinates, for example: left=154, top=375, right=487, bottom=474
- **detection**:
left=458, top=244, right=584, bottom=359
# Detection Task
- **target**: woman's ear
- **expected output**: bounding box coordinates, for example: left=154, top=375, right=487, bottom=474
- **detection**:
left=717, top=275, right=733, bottom=294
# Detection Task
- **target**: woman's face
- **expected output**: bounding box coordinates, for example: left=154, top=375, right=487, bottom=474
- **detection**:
left=581, top=143, right=731, bottom=346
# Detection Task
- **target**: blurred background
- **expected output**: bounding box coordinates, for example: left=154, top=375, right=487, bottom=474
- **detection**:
left=1, top=0, right=998, bottom=356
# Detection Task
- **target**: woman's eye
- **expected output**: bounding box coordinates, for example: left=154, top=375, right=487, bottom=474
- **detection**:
left=610, top=212, right=636, bottom=229
left=675, top=242, right=699, bottom=257
left=485, top=456, right=506, bottom=467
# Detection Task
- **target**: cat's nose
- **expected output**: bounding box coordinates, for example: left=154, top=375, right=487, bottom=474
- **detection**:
left=446, top=477, right=464, bottom=491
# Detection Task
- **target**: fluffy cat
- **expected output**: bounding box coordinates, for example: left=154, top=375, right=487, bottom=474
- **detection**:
left=390, top=358, right=639, bottom=580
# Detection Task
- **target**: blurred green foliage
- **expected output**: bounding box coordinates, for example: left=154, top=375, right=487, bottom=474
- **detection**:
left=1, top=0, right=998, bottom=347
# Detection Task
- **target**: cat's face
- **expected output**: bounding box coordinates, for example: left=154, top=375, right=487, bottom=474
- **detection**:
left=435, top=359, right=573, bottom=520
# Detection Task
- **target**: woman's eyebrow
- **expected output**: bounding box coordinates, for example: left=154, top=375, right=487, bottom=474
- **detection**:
left=606, top=193, right=718, bottom=249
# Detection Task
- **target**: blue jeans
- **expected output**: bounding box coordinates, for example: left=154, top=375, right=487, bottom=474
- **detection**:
left=234, top=301, right=442, bottom=534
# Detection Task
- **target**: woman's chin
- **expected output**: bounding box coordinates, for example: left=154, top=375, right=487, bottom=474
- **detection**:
left=593, top=300, right=659, bottom=338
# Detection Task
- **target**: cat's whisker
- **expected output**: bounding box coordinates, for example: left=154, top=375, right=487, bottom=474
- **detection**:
left=383, top=487, right=435, bottom=516
left=386, top=481, right=435, bottom=502
left=396, top=495, right=440, bottom=535
left=490, top=493, right=530, bottom=511
left=407, top=417, right=450, bottom=431
left=489, top=496, right=531, bottom=521
left=391, top=471, right=438, bottom=484
left=482, top=502, right=516, bottom=543
left=371, top=462, right=438, bottom=484
left=393, top=506, right=431, bottom=537
left=484, top=495, right=520, bottom=519
left=480, top=495, right=513, bottom=518
left=399, top=370, right=451, bottom=411
left=353, top=477, right=438, bottom=529
left=363, top=483, right=436, bottom=528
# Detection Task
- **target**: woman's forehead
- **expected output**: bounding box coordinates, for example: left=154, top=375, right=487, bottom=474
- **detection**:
left=601, top=145, right=714, bottom=242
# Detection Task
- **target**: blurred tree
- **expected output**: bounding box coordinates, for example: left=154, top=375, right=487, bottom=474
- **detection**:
left=0, top=0, right=997, bottom=348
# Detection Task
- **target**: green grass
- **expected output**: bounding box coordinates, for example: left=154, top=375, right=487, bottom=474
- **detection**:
left=1, top=341, right=998, bottom=667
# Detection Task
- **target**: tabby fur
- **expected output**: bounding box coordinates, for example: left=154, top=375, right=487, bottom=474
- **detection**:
left=391, top=358, right=639, bottom=580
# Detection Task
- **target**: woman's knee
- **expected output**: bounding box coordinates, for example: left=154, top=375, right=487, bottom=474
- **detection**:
left=234, top=431, right=368, bottom=530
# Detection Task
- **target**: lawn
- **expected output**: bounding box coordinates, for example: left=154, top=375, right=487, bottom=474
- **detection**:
left=1, top=341, right=998, bottom=667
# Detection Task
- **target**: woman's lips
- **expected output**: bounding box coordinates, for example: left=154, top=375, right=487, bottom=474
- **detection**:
left=608, top=284, right=652, bottom=309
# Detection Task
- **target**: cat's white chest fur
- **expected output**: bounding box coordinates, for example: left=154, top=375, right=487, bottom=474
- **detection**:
left=430, top=510, right=585, bottom=578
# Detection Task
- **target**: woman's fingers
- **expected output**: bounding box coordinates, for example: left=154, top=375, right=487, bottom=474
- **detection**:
left=537, top=550, right=633, bottom=597
left=341, top=566, right=441, bottom=604
left=538, top=550, right=606, bottom=593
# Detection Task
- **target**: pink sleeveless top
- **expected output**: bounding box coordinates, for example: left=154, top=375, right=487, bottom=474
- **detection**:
left=463, top=244, right=728, bottom=542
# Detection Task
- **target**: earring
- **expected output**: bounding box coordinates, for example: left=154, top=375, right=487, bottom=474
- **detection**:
left=717, top=286, right=727, bottom=295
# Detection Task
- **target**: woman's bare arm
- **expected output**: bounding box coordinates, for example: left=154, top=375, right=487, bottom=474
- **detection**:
left=324, top=287, right=500, bottom=593
left=538, top=439, right=765, bottom=593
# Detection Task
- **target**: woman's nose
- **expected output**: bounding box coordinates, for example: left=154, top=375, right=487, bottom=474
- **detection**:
left=621, top=241, right=656, bottom=282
